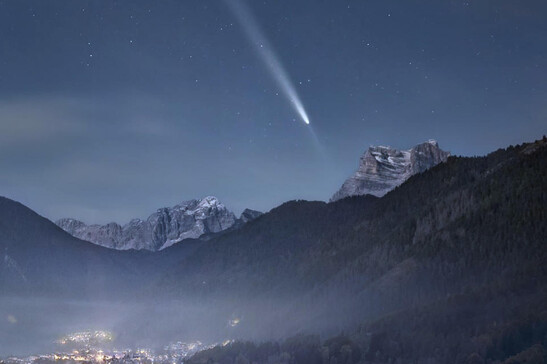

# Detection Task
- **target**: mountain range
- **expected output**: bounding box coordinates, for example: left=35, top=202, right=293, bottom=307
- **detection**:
left=55, top=140, right=446, bottom=251
left=55, top=196, right=262, bottom=251
left=1, top=137, right=546, bottom=363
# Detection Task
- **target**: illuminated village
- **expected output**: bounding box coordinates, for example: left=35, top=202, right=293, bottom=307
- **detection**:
left=0, top=330, right=232, bottom=364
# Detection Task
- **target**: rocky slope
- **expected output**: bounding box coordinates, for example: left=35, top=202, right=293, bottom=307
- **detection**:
left=56, top=196, right=260, bottom=251
left=331, top=140, right=450, bottom=201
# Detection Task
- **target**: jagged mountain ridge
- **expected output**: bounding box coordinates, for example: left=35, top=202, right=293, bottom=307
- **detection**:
left=56, top=196, right=262, bottom=251
left=331, top=140, right=450, bottom=201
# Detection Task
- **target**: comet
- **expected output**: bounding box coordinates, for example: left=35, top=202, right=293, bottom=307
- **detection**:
left=226, top=0, right=311, bottom=125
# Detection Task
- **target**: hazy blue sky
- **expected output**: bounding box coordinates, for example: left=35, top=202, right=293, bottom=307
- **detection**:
left=1, top=0, right=546, bottom=223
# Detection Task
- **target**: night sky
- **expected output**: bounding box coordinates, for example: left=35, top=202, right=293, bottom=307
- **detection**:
left=1, top=0, right=546, bottom=224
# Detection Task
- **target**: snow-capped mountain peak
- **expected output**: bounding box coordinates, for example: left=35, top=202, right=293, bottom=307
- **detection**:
left=331, top=140, right=450, bottom=201
left=56, top=196, right=260, bottom=251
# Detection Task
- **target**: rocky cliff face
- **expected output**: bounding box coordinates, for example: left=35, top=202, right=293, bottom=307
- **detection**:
left=331, top=140, right=449, bottom=201
left=55, top=196, right=257, bottom=251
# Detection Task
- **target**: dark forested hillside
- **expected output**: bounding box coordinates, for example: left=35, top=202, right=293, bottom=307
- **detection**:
left=159, top=138, right=546, bottom=302
left=0, top=197, right=201, bottom=298
left=181, top=138, right=547, bottom=364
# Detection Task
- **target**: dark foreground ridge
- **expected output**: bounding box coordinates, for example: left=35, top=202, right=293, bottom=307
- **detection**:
left=1, top=137, right=546, bottom=363
left=182, top=137, right=547, bottom=364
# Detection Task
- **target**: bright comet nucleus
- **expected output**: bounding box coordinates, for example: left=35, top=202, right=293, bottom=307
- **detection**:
left=226, top=0, right=311, bottom=125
